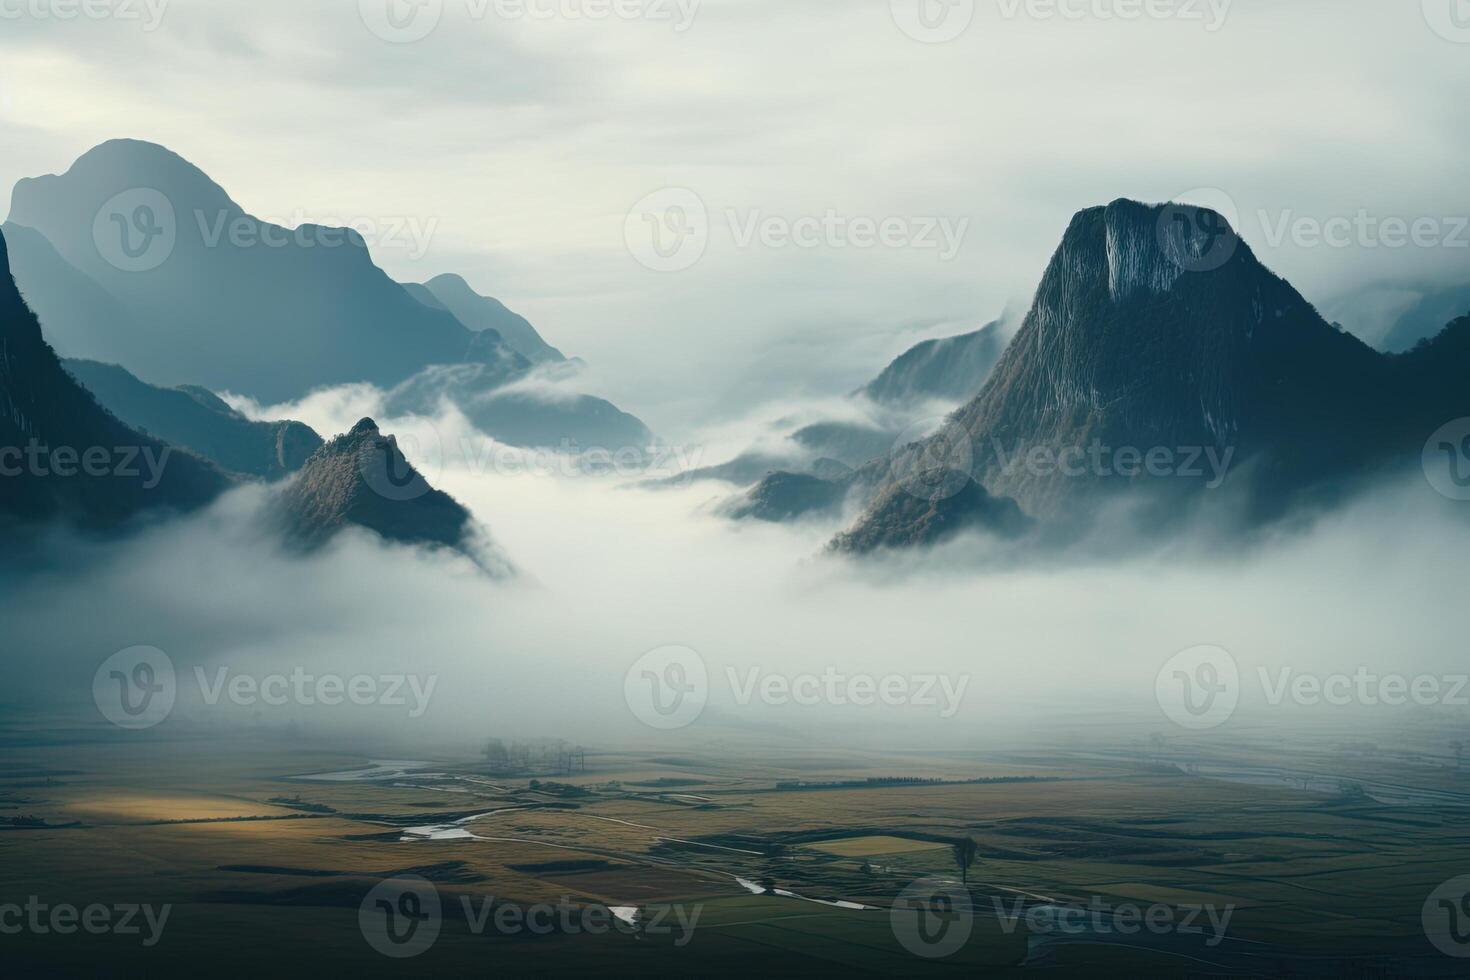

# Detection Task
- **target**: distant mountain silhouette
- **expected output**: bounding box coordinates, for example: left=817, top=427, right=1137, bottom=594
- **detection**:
left=6, top=139, right=520, bottom=402
left=834, top=199, right=1470, bottom=552
left=1380, top=282, right=1470, bottom=353
left=0, top=221, right=152, bottom=371
left=384, top=365, right=654, bottom=452
left=415, top=274, right=566, bottom=365
left=7, top=139, right=653, bottom=451
left=274, top=417, right=505, bottom=572
left=63, top=359, right=322, bottom=479
left=0, top=227, right=230, bottom=530
left=858, top=320, right=1006, bottom=406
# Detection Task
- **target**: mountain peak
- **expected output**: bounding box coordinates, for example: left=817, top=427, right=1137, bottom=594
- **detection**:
left=10, top=138, right=239, bottom=223
left=275, top=420, right=507, bottom=573
left=1052, top=198, right=1248, bottom=305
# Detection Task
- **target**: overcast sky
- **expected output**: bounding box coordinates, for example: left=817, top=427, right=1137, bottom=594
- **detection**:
left=3, top=0, right=1468, bottom=433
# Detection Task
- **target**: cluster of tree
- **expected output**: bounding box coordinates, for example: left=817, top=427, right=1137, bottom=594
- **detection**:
left=481, top=737, right=588, bottom=774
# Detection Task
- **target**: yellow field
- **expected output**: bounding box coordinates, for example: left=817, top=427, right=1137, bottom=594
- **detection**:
left=805, top=836, right=948, bottom=857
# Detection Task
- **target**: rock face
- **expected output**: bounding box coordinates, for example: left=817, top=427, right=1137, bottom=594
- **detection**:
left=63, top=359, right=322, bottom=478
left=6, top=139, right=526, bottom=402
left=836, top=199, right=1470, bottom=552
left=858, top=320, right=1007, bottom=406
left=275, top=417, right=501, bottom=569
left=830, top=478, right=1030, bottom=553
left=0, top=227, right=231, bottom=530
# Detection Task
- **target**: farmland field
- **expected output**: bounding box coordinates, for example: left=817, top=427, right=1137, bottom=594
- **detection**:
left=4, top=713, right=1470, bottom=976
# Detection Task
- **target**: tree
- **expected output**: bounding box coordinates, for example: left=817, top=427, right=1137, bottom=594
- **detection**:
left=952, top=837, right=979, bottom=885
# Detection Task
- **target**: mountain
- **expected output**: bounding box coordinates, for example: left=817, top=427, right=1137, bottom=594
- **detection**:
left=62, top=359, right=322, bottom=479
left=835, top=199, right=1470, bottom=552
left=830, top=478, right=1030, bottom=552
left=789, top=421, right=897, bottom=470
left=857, top=320, right=1006, bottom=406
left=1379, top=282, right=1470, bottom=353
left=383, top=364, right=654, bottom=452
left=0, top=227, right=230, bottom=530
left=5, top=139, right=524, bottom=402
left=274, top=417, right=504, bottom=571
left=723, top=470, right=861, bottom=523
left=0, top=221, right=151, bottom=370
left=416, top=274, right=566, bottom=365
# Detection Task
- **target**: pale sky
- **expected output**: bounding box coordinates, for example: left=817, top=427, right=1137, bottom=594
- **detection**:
left=2, top=0, right=1468, bottom=435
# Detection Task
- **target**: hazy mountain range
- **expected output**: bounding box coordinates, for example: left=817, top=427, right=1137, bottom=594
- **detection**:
left=63, top=358, right=322, bottom=479
left=675, top=320, right=1010, bottom=501
left=6, top=142, right=1467, bottom=564
left=3, top=139, right=650, bottom=453
left=0, top=224, right=498, bottom=562
left=0, top=226, right=229, bottom=531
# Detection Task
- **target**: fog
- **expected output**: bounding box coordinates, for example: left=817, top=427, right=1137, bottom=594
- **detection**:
left=4, top=0, right=1468, bottom=427
left=3, top=383, right=1466, bottom=757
